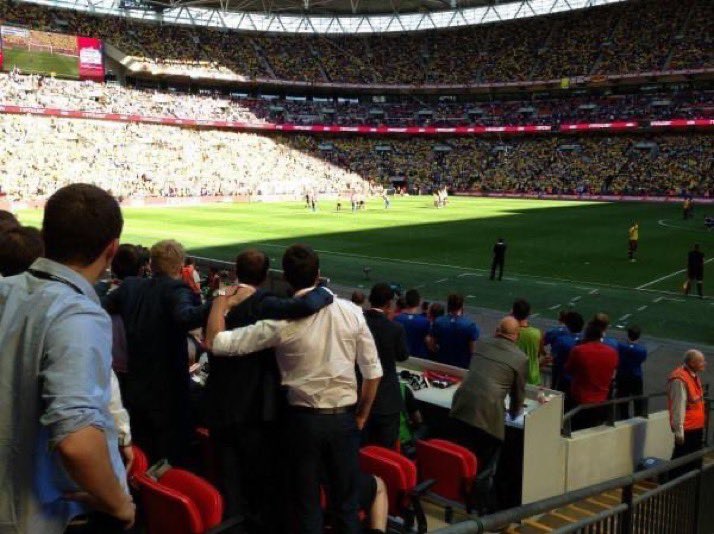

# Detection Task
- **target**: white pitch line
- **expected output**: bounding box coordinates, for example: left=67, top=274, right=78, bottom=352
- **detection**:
left=549, top=304, right=561, bottom=310
left=617, top=314, right=632, bottom=322
left=589, top=289, right=599, bottom=295
left=653, top=297, right=664, bottom=303
left=637, top=305, right=648, bottom=312
left=457, top=273, right=483, bottom=278
left=530, top=313, right=540, bottom=318
left=637, top=258, right=714, bottom=290
left=434, top=278, right=449, bottom=284
left=535, top=281, right=558, bottom=286
left=466, top=295, right=477, bottom=299
left=571, top=296, right=582, bottom=303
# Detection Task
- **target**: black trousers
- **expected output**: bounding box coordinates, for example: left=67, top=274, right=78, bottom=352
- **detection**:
left=288, top=410, right=361, bottom=534
left=570, top=403, right=609, bottom=431
left=450, top=419, right=503, bottom=515
left=671, top=428, right=704, bottom=479
left=490, top=258, right=504, bottom=280
left=615, top=375, right=645, bottom=419
left=210, top=422, right=286, bottom=534
left=363, top=412, right=400, bottom=449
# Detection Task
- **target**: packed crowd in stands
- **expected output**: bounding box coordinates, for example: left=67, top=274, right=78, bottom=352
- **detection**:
left=0, top=113, right=368, bottom=200
left=0, top=107, right=711, bottom=200
left=1, top=72, right=712, bottom=129
left=1, top=0, right=712, bottom=85
left=1, top=189, right=708, bottom=532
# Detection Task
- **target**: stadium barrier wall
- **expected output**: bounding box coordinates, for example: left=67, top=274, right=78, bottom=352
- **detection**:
left=458, top=192, right=714, bottom=204
left=0, top=103, right=712, bottom=136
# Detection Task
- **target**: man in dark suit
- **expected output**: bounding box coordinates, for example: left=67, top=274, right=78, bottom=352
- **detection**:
left=205, top=249, right=333, bottom=533
left=684, top=243, right=704, bottom=298
left=363, top=283, right=409, bottom=448
left=490, top=237, right=507, bottom=281
left=104, top=239, right=210, bottom=466
left=450, top=316, right=527, bottom=514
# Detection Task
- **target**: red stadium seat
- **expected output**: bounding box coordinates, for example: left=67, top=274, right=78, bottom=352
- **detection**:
left=359, top=445, right=433, bottom=533
left=415, top=439, right=478, bottom=519
left=129, top=445, right=150, bottom=483
left=134, top=468, right=224, bottom=534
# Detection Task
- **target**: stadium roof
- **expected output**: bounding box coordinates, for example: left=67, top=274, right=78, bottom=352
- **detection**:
left=25, top=0, right=630, bottom=33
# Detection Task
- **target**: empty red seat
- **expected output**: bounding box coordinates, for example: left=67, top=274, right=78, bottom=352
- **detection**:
left=128, top=444, right=150, bottom=483
left=415, top=439, right=478, bottom=518
left=134, top=468, right=223, bottom=534
left=359, top=445, right=432, bottom=533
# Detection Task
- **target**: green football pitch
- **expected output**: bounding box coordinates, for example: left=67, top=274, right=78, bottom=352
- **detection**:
left=17, top=196, right=714, bottom=344
left=1, top=48, right=79, bottom=78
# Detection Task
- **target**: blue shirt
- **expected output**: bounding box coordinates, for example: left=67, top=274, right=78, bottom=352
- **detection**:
left=551, top=332, right=581, bottom=378
left=602, top=336, right=620, bottom=351
left=617, top=341, right=648, bottom=378
left=430, top=314, right=480, bottom=369
left=394, top=312, right=430, bottom=358
left=0, top=258, right=127, bottom=534
left=544, top=325, right=567, bottom=348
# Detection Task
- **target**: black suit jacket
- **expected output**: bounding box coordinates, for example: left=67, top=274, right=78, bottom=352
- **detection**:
left=206, top=287, right=334, bottom=428
left=104, top=275, right=210, bottom=419
left=364, top=309, right=409, bottom=415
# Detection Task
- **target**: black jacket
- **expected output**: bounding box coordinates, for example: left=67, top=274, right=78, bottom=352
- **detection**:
left=104, top=275, right=210, bottom=418
left=364, top=309, right=409, bottom=415
left=205, top=287, right=334, bottom=428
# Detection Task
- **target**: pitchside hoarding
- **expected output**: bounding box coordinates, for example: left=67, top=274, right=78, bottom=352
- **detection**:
left=0, top=25, right=104, bottom=81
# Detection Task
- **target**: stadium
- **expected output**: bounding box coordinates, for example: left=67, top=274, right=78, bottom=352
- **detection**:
left=0, top=0, right=712, bottom=532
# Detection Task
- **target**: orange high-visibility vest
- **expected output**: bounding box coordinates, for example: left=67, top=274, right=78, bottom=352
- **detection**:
left=668, top=366, right=705, bottom=431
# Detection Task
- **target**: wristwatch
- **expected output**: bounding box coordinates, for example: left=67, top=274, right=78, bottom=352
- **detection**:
left=216, top=289, right=228, bottom=297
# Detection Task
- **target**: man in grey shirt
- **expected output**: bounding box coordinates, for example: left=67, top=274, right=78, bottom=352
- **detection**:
left=0, top=184, right=134, bottom=534
left=450, top=316, right=528, bottom=514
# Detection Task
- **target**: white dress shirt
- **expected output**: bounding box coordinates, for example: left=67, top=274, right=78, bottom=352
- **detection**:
left=213, top=287, right=382, bottom=408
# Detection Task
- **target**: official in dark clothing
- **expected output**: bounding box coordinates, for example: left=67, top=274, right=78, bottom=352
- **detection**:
left=104, top=239, right=210, bottom=466
left=490, top=238, right=506, bottom=281
left=205, top=249, right=333, bottom=533
left=685, top=244, right=704, bottom=298
left=363, top=283, right=409, bottom=448
left=449, top=316, right=528, bottom=514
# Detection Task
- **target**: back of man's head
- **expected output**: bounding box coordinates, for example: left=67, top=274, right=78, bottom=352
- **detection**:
left=564, top=311, right=585, bottom=334
left=184, top=257, right=195, bottom=267
left=592, top=312, right=610, bottom=333
left=694, top=243, right=700, bottom=252
left=583, top=321, right=604, bottom=342
left=446, top=293, right=464, bottom=314
left=351, top=290, right=366, bottom=306
left=512, top=298, right=531, bottom=321
left=235, top=248, right=270, bottom=287
left=429, top=302, right=445, bottom=320
left=0, top=209, right=19, bottom=233
left=405, top=288, right=421, bottom=308
left=111, top=244, right=140, bottom=280
left=627, top=325, right=642, bottom=342
left=0, top=225, right=44, bottom=276
left=369, top=283, right=394, bottom=309
left=282, top=244, right=319, bottom=291
left=496, top=316, right=520, bottom=342
left=42, top=184, right=123, bottom=267
left=150, top=239, right=185, bottom=277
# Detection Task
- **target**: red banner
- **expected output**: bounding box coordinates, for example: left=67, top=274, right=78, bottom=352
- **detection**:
left=559, top=121, right=640, bottom=131
left=76, top=36, right=104, bottom=81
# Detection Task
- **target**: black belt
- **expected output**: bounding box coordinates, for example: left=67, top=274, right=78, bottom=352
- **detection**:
left=290, top=405, right=356, bottom=415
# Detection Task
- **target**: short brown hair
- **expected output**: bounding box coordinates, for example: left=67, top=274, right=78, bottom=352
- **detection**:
left=150, top=240, right=185, bottom=276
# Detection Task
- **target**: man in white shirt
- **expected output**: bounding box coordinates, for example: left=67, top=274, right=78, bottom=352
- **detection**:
left=207, top=244, right=382, bottom=534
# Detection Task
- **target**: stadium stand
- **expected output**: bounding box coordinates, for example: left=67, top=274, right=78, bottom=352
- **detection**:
left=1, top=0, right=712, bottom=84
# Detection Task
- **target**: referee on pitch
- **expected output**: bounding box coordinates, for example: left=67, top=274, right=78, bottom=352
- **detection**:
left=684, top=244, right=704, bottom=298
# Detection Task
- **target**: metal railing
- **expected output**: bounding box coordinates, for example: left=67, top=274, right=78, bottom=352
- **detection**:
left=431, top=447, right=713, bottom=534
left=561, top=392, right=668, bottom=437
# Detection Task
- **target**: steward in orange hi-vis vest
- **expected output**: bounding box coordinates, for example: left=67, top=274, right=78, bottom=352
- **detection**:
left=668, top=366, right=705, bottom=431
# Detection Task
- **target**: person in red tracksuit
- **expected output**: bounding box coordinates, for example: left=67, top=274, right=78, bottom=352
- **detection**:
left=565, top=321, right=618, bottom=430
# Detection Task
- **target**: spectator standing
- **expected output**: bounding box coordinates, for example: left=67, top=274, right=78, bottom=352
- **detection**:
left=668, top=350, right=707, bottom=469
left=182, top=256, right=202, bottom=305
left=0, top=184, right=134, bottom=533
left=363, top=283, right=409, bottom=448
left=450, top=317, right=528, bottom=514
left=490, top=238, right=507, bottom=281
left=205, top=249, right=332, bottom=533
left=550, top=311, right=584, bottom=393
left=684, top=244, right=704, bottom=298
left=428, top=293, right=480, bottom=369
left=394, top=288, right=431, bottom=358
left=592, top=312, right=620, bottom=351
left=616, top=325, right=648, bottom=419
left=104, top=239, right=210, bottom=466
left=512, top=299, right=545, bottom=385
left=207, top=244, right=382, bottom=534
left=565, top=322, right=619, bottom=430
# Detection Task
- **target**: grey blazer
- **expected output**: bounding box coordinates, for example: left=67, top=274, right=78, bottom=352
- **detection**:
left=450, top=336, right=528, bottom=441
